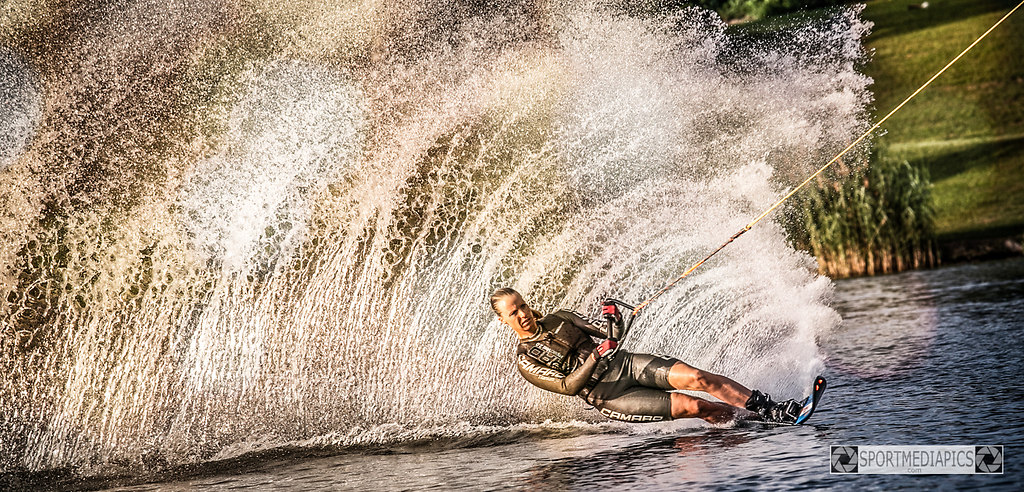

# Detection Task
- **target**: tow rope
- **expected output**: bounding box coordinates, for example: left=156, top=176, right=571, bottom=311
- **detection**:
left=628, top=0, right=1024, bottom=319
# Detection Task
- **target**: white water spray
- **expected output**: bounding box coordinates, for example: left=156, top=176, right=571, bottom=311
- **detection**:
left=0, top=1, right=869, bottom=476
left=0, top=48, right=40, bottom=172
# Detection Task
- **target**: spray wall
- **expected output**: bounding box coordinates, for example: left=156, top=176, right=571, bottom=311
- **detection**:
left=1, top=0, right=870, bottom=477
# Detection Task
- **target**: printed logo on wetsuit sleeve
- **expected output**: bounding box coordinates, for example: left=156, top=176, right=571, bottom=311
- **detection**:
left=517, top=355, right=565, bottom=382
left=572, top=310, right=613, bottom=336
left=571, top=310, right=603, bottom=328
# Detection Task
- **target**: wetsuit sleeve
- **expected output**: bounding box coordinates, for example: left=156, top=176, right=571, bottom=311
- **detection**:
left=516, top=352, right=600, bottom=396
left=557, top=310, right=611, bottom=339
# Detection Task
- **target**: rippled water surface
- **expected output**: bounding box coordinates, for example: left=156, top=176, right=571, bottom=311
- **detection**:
left=52, top=257, right=1017, bottom=491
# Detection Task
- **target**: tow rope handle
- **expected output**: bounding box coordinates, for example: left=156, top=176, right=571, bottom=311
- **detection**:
left=603, top=298, right=637, bottom=342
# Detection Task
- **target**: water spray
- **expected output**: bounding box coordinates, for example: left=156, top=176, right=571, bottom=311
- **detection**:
left=628, top=0, right=1024, bottom=320
left=0, top=3, right=916, bottom=473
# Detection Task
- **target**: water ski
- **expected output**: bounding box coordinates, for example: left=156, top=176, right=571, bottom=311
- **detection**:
left=793, top=375, right=827, bottom=425
left=743, top=375, right=827, bottom=426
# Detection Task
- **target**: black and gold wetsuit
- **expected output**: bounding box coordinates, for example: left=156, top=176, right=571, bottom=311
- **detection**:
left=515, top=310, right=681, bottom=422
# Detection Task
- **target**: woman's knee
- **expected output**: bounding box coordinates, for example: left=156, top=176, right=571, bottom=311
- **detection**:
left=692, top=370, right=716, bottom=391
left=670, top=392, right=698, bottom=417
left=668, top=362, right=718, bottom=391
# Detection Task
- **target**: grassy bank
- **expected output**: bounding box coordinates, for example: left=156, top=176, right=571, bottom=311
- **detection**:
left=727, top=0, right=1023, bottom=275
left=860, top=0, right=1024, bottom=242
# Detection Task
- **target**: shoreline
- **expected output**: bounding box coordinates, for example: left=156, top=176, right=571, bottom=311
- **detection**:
left=939, top=235, right=1024, bottom=264
left=822, top=234, right=1024, bottom=281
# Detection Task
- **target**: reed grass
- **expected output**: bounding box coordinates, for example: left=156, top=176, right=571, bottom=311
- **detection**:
left=797, top=152, right=938, bottom=278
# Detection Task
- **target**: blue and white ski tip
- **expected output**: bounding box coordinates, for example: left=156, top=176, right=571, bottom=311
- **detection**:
left=793, top=375, right=827, bottom=425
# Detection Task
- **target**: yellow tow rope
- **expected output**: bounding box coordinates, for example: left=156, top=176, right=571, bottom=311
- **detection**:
left=631, top=0, right=1024, bottom=317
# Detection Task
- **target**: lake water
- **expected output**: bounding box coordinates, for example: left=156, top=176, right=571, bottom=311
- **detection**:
left=45, top=257, right=1016, bottom=491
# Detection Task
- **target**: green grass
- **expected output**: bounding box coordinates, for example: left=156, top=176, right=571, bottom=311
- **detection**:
left=890, top=135, right=1024, bottom=240
left=861, top=0, right=1024, bottom=240
left=728, top=0, right=1024, bottom=267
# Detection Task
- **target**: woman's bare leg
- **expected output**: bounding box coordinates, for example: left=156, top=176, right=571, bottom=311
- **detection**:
left=670, top=392, right=740, bottom=424
left=666, top=361, right=752, bottom=408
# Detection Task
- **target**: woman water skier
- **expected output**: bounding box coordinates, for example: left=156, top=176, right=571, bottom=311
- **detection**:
left=490, top=287, right=801, bottom=424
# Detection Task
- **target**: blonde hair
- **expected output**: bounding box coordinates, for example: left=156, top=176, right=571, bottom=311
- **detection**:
left=489, top=287, right=519, bottom=314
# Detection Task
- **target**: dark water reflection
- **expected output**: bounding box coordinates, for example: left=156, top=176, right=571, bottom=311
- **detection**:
left=21, top=258, right=1024, bottom=490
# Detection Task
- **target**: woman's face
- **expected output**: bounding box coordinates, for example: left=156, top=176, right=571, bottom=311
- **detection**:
left=494, top=292, right=537, bottom=336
